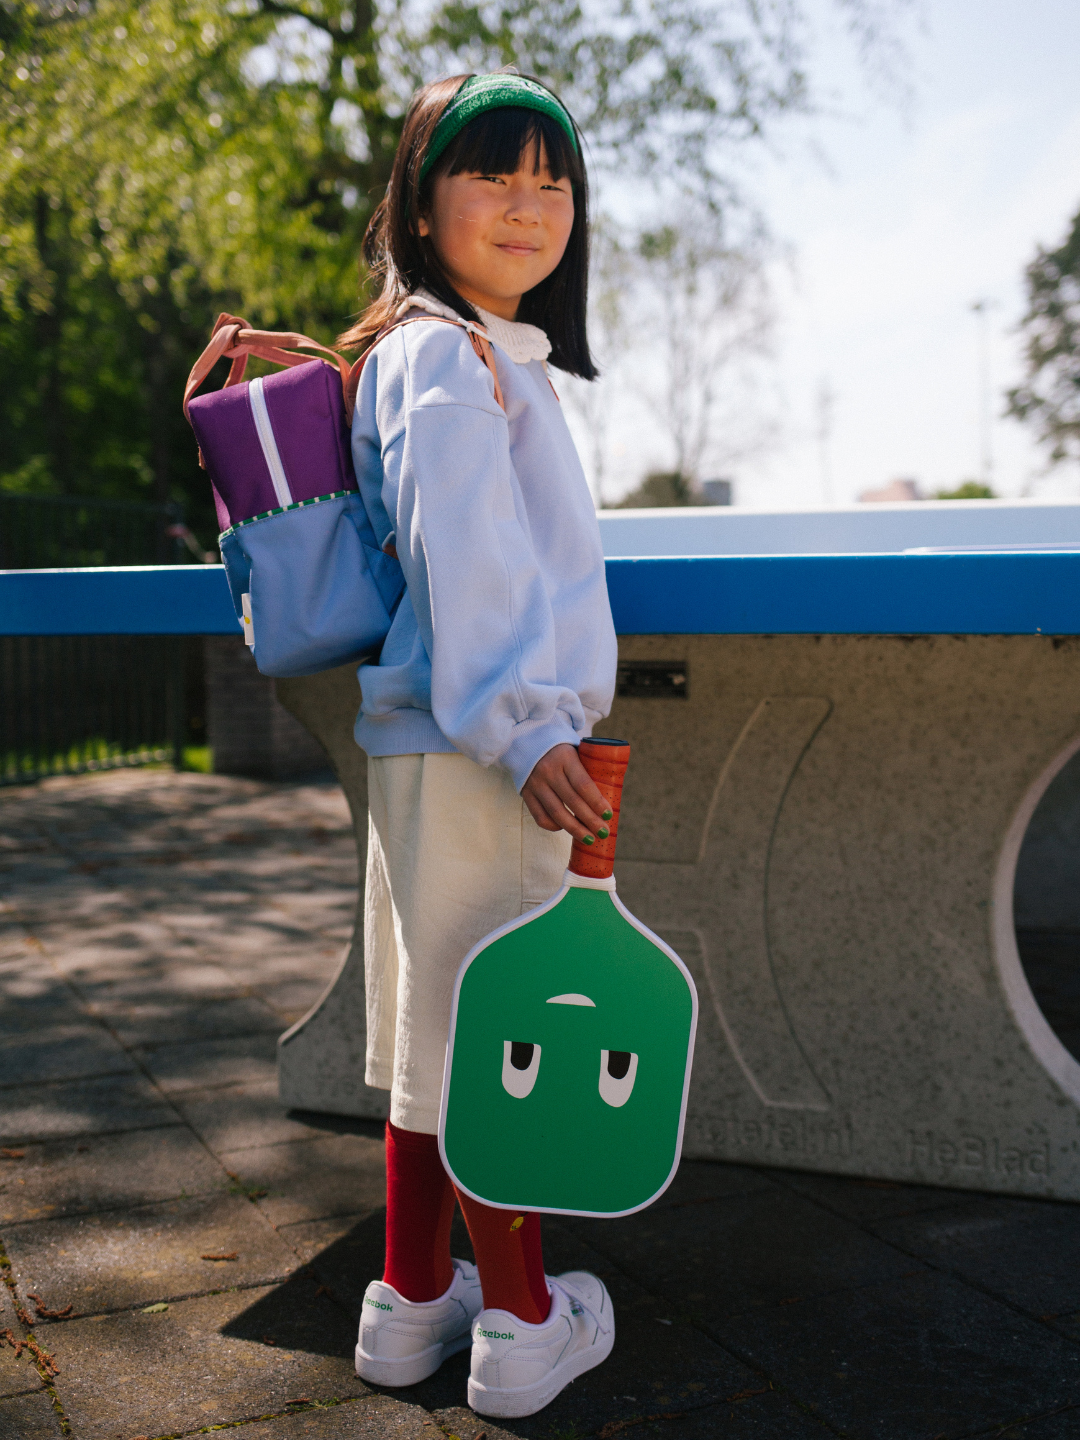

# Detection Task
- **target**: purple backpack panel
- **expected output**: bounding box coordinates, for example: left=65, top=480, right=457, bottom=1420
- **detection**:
left=188, top=359, right=357, bottom=530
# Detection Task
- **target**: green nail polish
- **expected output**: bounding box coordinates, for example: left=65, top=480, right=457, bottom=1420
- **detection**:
left=602, top=809, right=613, bottom=822
left=581, top=834, right=594, bottom=845
left=597, top=827, right=609, bottom=839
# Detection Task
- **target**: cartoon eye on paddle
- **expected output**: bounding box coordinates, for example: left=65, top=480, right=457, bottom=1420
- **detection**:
left=502, top=1041, right=541, bottom=1098
left=599, top=1050, right=638, bottom=1107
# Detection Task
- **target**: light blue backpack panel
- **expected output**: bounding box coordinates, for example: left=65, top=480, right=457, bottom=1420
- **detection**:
left=219, top=492, right=405, bottom=679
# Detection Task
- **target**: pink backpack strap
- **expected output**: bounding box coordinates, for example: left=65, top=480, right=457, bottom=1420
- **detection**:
left=183, top=312, right=351, bottom=423
left=183, top=309, right=506, bottom=453
left=343, top=314, right=506, bottom=423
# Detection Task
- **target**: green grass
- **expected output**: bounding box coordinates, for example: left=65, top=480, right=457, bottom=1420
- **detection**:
left=1, top=739, right=169, bottom=785
left=1, top=741, right=213, bottom=785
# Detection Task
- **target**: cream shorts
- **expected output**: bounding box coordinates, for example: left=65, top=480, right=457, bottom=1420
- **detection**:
left=364, top=751, right=571, bottom=1133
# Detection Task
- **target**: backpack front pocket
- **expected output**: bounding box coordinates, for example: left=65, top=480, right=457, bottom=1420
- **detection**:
left=220, top=492, right=404, bottom=678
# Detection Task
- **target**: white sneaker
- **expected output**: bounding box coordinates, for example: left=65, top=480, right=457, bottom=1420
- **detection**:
left=467, top=1271, right=615, bottom=1418
left=355, top=1258, right=483, bottom=1386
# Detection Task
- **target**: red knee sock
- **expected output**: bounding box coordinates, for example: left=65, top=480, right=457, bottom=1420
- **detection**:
left=454, top=1187, right=550, bottom=1324
left=382, top=1121, right=455, bottom=1302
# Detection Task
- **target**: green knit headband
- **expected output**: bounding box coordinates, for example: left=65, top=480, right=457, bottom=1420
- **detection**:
left=419, top=74, right=581, bottom=183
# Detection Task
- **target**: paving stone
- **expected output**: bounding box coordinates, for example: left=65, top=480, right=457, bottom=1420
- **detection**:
left=258, top=977, right=338, bottom=1025
left=276, top=1213, right=380, bottom=1267
left=213, top=950, right=350, bottom=989
left=222, top=1134, right=387, bottom=1228
left=770, top=1165, right=970, bottom=1223
left=174, top=1079, right=341, bottom=1154
left=34, top=920, right=187, bottom=974
left=68, top=959, right=245, bottom=1003
left=638, top=1393, right=837, bottom=1438
left=649, top=1158, right=775, bottom=1210
left=992, top=1407, right=1080, bottom=1439
left=232, top=1395, right=432, bottom=1439
left=1, top=1075, right=177, bottom=1144
left=563, top=1179, right=917, bottom=1322
left=0, top=960, right=87, bottom=1036
left=0, top=1024, right=135, bottom=1088
left=0, top=1284, right=45, bottom=1401
left=43, top=1283, right=364, bottom=1440
left=6, top=1192, right=298, bottom=1317
left=0, top=931, right=40, bottom=967
left=431, top=1391, right=826, bottom=1440
left=0, top=1390, right=62, bottom=1438
left=0, top=1127, right=228, bottom=1225
left=283, top=1210, right=390, bottom=1316
left=90, top=993, right=285, bottom=1047
left=870, top=1194, right=1080, bottom=1318
left=712, top=1268, right=1080, bottom=1440
left=136, top=1032, right=279, bottom=1092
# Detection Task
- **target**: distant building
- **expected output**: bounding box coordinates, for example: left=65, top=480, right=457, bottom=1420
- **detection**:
left=700, top=478, right=733, bottom=506
left=858, top=478, right=921, bottom=503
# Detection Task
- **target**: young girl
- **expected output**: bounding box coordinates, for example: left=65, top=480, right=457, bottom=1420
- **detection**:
left=340, top=70, right=618, bottom=1418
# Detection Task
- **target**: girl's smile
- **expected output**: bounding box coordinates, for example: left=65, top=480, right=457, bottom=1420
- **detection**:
left=418, top=148, right=575, bottom=321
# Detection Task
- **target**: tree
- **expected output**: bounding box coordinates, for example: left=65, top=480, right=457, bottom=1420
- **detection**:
left=611, top=470, right=696, bottom=508
left=0, top=0, right=909, bottom=534
left=558, top=216, right=633, bottom=505
left=1007, top=204, right=1080, bottom=467
left=631, top=213, right=775, bottom=485
left=934, top=481, right=996, bottom=500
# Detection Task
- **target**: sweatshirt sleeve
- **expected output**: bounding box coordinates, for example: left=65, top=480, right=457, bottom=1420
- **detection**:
left=377, top=323, right=588, bottom=790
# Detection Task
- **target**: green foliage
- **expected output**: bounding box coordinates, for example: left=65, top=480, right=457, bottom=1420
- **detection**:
left=0, top=0, right=907, bottom=535
left=1007, top=204, right=1080, bottom=466
left=934, top=481, right=996, bottom=500
left=611, top=470, right=698, bottom=508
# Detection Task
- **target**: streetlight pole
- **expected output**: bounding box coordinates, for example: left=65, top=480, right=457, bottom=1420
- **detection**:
left=816, top=376, right=835, bottom=507
left=970, top=299, right=997, bottom=488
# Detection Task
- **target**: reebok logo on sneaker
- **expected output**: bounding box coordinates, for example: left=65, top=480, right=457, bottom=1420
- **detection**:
left=469, top=1273, right=614, bottom=1419
left=364, top=1298, right=393, bottom=1310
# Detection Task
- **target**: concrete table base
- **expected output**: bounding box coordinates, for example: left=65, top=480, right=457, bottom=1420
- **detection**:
left=276, top=635, right=1080, bottom=1200
left=275, top=665, right=388, bottom=1126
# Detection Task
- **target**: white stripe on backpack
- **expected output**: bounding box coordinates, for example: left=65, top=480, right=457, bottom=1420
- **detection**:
left=248, top=376, right=293, bottom=508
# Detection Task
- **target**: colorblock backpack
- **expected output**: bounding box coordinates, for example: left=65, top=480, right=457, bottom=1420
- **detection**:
left=183, top=310, right=505, bottom=678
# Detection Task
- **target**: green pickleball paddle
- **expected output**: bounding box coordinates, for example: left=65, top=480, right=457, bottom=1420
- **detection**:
left=438, top=738, right=698, bottom=1218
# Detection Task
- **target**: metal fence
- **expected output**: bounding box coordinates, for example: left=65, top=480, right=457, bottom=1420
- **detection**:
left=0, top=492, right=187, bottom=570
left=0, top=493, right=202, bottom=786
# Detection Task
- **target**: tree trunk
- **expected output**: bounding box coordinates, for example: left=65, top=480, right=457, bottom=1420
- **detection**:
left=33, top=192, right=70, bottom=491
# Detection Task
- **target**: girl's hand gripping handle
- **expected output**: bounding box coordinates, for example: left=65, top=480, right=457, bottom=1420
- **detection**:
left=569, top=738, right=631, bottom=881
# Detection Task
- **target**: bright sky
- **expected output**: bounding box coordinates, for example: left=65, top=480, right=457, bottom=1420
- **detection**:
left=583, top=0, right=1080, bottom=508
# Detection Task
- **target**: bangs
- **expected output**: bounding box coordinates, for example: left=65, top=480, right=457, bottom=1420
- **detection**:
left=431, top=106, right=584, bottom=188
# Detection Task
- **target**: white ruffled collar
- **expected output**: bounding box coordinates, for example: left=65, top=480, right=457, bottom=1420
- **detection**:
left=396, top=287, right=551, bottom=365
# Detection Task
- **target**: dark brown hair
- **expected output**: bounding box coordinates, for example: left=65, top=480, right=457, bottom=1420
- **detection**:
left=337, top=74, right=597, bottom=380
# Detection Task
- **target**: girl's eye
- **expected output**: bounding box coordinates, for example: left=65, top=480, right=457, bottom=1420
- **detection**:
left=502, top=1040, right=541, bottom=1098
left=598, top=1050, right=638, bottom=1108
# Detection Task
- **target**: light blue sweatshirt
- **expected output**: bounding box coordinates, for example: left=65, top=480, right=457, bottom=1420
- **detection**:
left=350, top=298, right=617, bottom=792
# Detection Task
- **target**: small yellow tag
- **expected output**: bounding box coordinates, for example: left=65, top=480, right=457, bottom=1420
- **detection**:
left=509, top=1215, right=524, bottom=1232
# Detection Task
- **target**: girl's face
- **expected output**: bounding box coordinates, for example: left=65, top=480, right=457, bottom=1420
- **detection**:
left=418, top=140, right=575, bottom=321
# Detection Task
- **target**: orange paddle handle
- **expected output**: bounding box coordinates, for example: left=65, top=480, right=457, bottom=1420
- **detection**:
left=569, top=737, right=630, bottom=880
